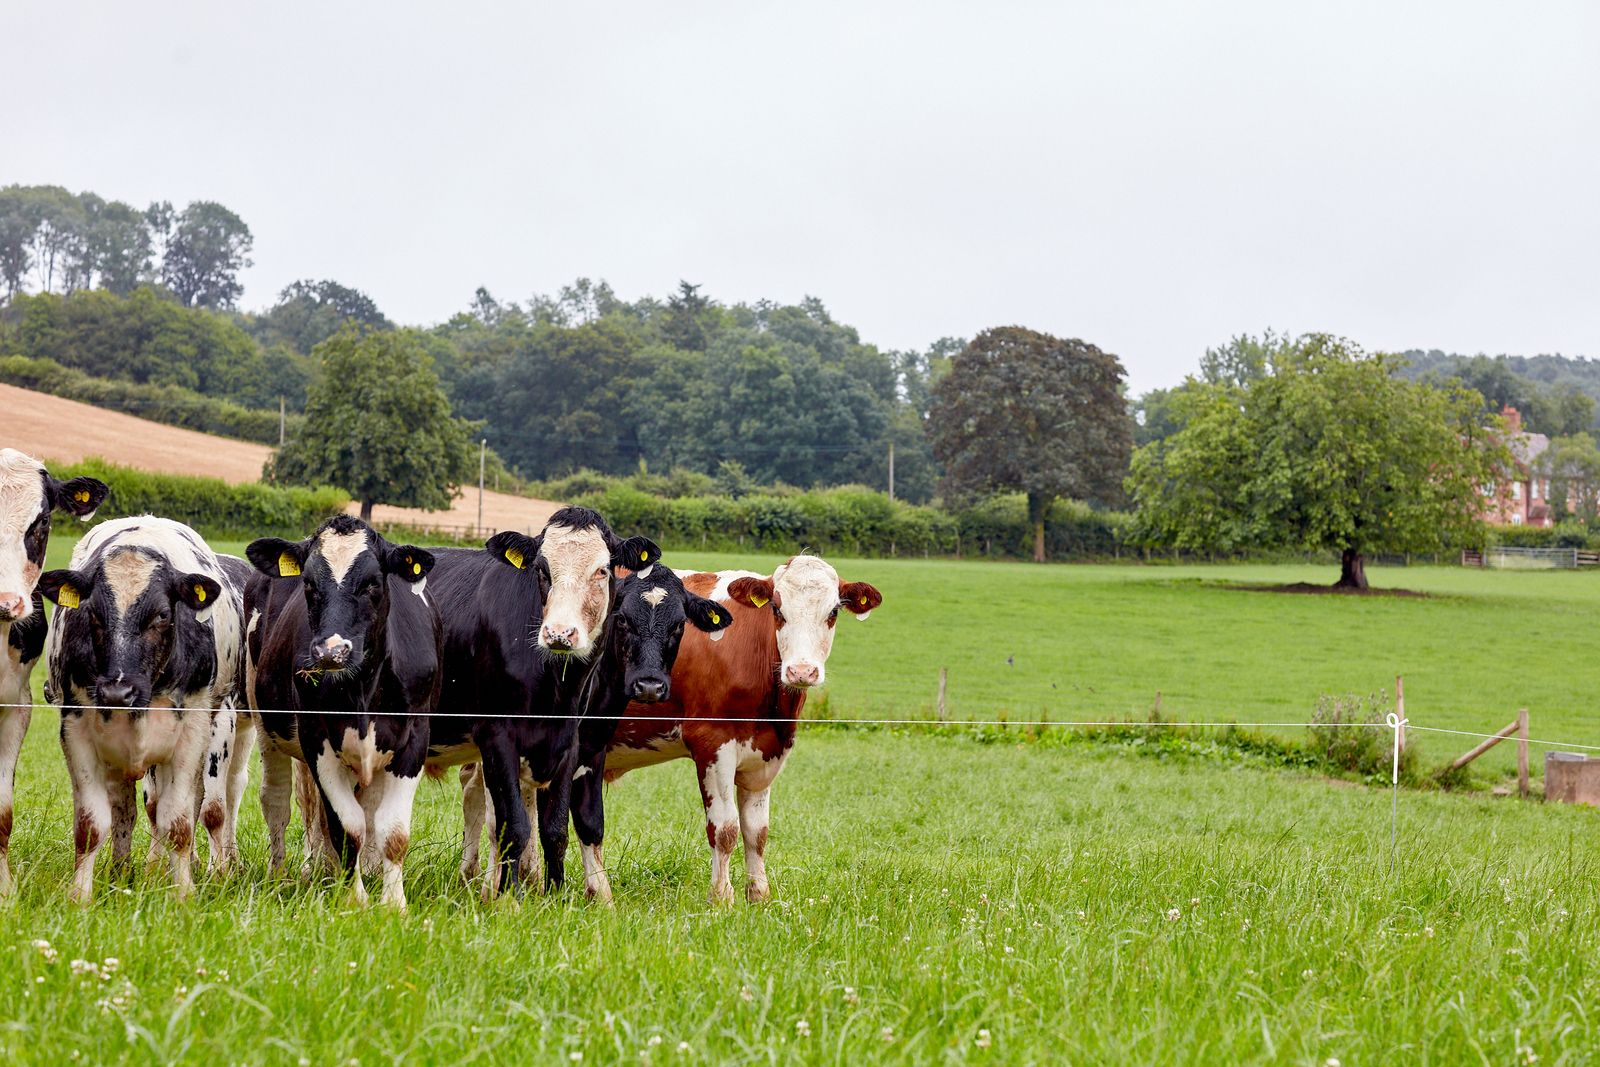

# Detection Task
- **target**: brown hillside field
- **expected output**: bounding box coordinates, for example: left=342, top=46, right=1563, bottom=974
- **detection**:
left=0, top=382, right=561, bottom=535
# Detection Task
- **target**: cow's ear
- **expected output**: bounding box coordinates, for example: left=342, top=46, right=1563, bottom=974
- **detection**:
left=383, top=545, right=435, bottom=595
left=838, top=581, right=882, bottom=621
left=726, top=576, right=774, bottom=609
left=39, top=568, right=91, bottom=609
left=612, top=535, right=659, bottom=573
left=175, top=574, right=223, bottom=622
left=487, top=531, right=540, bottom=571
left=247, top=537, right=307, bottom=578
left=51, top=477, right=109, bottom=521
left=684, top=592, right=735, bottom=642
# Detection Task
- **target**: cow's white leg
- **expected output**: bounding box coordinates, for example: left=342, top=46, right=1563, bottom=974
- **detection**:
left=62, top=717, right=111, bottom=905
left=459, top=763, right=485, bottom=882
left=372, top=772, right=420, bottom=910
left=295, top=758, right=335, bottom=878
left=737, top=784, right=772, bottom=902
left=259, top=743, right=294, bottom=875
left=357, top=773, right=385, bottom=878
left=519, top=764, right=539, bottom=882
left=199, top=707, right=235, bottom=876
left=225, top=713, right=255, bottom=868
left=152, top=720, right=208, bottom=901
left=314, top=745, right=368, bottom=907
left=142, top=768, right=163, bottom=874
left=579, top=841, right=610, bottom=904
left=698, top=741, right=740, bottom=905
left=0, top=705, right=30, bottom=898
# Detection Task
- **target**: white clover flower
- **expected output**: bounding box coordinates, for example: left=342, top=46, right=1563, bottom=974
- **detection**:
left=1166, top=908, right=1181, bottom=922
left=740, top=986, right=754, bottom=1003
left=795, top=1020, right=811, bottom=1037
left=649, top=1036, right=663, bottom=1047
left=843, top=986, right=859, bottom=1006
left=976, top=1028, right=993, bottom=1049
left=677, top=1042, right=690, bottom=1054
left=1302, top=969, right=1316, bottom=980
left=881, top=1027, right=895, bottom=1042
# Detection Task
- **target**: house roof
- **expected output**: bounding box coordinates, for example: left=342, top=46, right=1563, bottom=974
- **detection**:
left=1511, top=431, right=1550, bottom=468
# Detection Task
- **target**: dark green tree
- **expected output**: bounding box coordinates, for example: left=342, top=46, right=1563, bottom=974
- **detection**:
left=928, top=326, right=1134, bottom=562
left=158, top=201, right=253, bottom=308
left=1128, top=336, right=1507, bottom=589
left=249, top=279, right=392, bottom=355
left=268, top=330, right=477, bottom=521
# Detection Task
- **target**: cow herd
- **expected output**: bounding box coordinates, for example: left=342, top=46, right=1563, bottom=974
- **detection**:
left=0, top=448, right=884, bottom=908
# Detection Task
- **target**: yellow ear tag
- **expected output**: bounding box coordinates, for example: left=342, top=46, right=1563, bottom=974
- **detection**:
left=195, top=585, right=207, bottom=603
left=640, top=550, right=649, bottom=561
left=710, top=610, right=720, bottom=624
left=505, top=548, right=525, bottom=569
left=859, top=596, right=868, bottom=606
left=58, top=584, right=79, bottom=609
left=278, top=553, right=301, bottom=577
left=750, top=594, right=769, bottom=608
left=413, top=562, right=422, bottom=575
left=75, top=490, right=90, bottom=503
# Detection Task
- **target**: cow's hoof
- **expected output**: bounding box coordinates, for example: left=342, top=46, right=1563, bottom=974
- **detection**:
left=459, top=861, right=481, bottom=883
left=708, top=883, right=737, bottom=906
left=172, top=882, right=196, bottom=904
left=746, top=881, right=771, bottom=904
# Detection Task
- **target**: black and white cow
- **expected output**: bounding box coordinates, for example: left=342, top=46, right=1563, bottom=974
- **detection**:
left=40, top=516, right=251, bottom=903
left=460, top=560, right=733, bottom=901
left=421, top=506, right=655, bottom=899
left=0, top=448, right=107, bottom=896
left=245, top=515, right=439, bottom=909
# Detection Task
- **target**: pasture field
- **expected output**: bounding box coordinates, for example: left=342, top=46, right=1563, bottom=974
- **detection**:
left=9, top=538, right=1598, bottom=1063
left=2, top=721, right=1599, bottom=1064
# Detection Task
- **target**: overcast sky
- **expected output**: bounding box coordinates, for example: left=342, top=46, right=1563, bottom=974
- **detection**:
left=7, top=1, right=1597, bottom=394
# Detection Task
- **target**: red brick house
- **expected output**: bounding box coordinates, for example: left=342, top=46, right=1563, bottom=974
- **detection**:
left=1483, top=406, right=1554, bottom=527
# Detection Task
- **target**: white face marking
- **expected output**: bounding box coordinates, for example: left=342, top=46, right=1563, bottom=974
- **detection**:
left=318, top=528, right=370, bottom=585
left=640, top=587, right=668, bottom=608
left=102, top=548, right=158, bottom=617
left=770, top=556, right=843, bottom=687
left=537, top=523, right=612, bottom=653
left=0, top=449, right=47, bottom=610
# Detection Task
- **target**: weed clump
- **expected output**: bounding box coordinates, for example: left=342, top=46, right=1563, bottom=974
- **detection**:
left=1307, top=693, right=1418, bottom=785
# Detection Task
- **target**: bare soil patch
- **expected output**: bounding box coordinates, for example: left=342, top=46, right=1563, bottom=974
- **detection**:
left=0, top=382, right=562, bottom=535
left=1229, top=581, right=1430, bottom=599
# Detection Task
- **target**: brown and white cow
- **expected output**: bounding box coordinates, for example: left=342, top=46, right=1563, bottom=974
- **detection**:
left=0, top=449, right=107, bottom=896
left=584, top=554, right=881, bottom=903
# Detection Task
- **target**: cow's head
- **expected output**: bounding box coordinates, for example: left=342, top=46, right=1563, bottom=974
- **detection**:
left=245, top=515, right=433, bottom=678
left=726, top=555, right=881, bottom=689
left=608, top=562, right=733, bottom=703
left=0, top=449, right=107, bottom=624
left=39, top=548, right=220, bottom=708
left=486, top=507, right=657, bottom=659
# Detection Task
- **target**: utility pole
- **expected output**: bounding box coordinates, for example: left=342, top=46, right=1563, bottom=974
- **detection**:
left=888, top=441, right=895, bottom=502
left=278, top=396, right=286, bottom=447
left=477, top=438, right=486, bottom=533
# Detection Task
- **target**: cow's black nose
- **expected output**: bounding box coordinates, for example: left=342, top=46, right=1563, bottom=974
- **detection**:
left=98, top=680, right=136, bottom=708
left=630, top=678, right=667, bottom=703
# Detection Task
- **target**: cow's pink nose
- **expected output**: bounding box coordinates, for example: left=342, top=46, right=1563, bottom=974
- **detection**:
left=542, top=624, right=579, bottom=650
left=785, top=662, right=820, bottom=687
left=0, top=593, right=27, bottom=620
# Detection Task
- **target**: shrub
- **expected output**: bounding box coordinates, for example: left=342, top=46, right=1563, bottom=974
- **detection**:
left=0, top=354, right=295, bottom=444
left=1307, top=692, right=1417, bottom=784
left=53, top=457, right=348, bottom=541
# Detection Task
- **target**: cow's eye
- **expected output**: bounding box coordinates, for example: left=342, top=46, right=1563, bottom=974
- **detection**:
left=772, top=607, right=785, bottom=624
left=593, top=568, right=607, bottom=582
left=828, top=607, right=839, bottom=623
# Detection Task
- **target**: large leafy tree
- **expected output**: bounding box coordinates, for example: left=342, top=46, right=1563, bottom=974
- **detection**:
left=249, top=278, right=392, bottom=355
left=928, top=326, right=1133, bottom=562
left=269, top=330, right=477, bottom=522
left=156, top=200, right=253, bottom=308
left=1539, top=433, right=1600, bottom=521
left=1128, top=335, right=1506, bottom=589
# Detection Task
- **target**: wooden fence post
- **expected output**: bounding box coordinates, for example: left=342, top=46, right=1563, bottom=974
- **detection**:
left=1395, top=675, right=1408, bottom=751
left=1518, top=708, right=1529, bottom=798
left=936, top=668, right=948, bottom=723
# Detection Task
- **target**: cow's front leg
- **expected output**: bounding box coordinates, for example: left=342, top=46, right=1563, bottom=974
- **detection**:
left=533, top=776, right=571, bottom=893
left=459, top=763, right=485, bottom=883
left=141, top=768, right=163, bottom=874
left=695, top=740, right=740, bottom=905
left=152, top=722, right=208, bottom=900
left=478, top=737, right=532, bottom=902
left=0, top=705, right=31, bottom=897
left=61, top=717, right=111, bottom=904
left=737, top=784, right=773, bottom=902
left=571, top=757, right=612, bottom=903
left=313, top=744, right=369, bottom=906
left=260, top=744, right=293, bottom=875
left=199, top=707, right=236, bottom=876
left=107, top=775, right=138, bottom=878
left=371, top=771, right=420, bottom=910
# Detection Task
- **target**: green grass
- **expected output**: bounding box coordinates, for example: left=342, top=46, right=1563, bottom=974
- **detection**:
left=2, top=727, right=1598, bottom=1064
left=9, top=537, right=1597, bottom=1062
